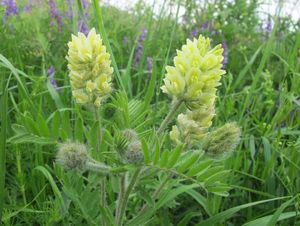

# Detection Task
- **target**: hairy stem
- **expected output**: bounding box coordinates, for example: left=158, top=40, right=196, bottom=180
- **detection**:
left=115, top=175, right=126, bottom=224
left=116, top=169, right=140, bottom=226
left=93, top=107, right=107, bottom=226
left=157, top=99, right=183, bottom=135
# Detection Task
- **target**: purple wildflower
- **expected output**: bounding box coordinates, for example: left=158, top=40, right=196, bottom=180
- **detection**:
left=147, top=57, right=153, bottom=73
left=66, top=0, right=73, bottom=19
left=82, top=0, right=88, bottom=8
left=78, top=18, right=88, bottom=35
left=202, top=21, right=217, bottom=35
left=24, top=0, right=33, bottom=11
left=77, top=0, right=89, bottom=35
left=48, top=66, right=55, bottom=76
left=202, top=22, right=210, bottom=30
left=221, top=40, right=228, bottom=68
left=189, top=28, right=199, bottom=39
left=48, top=0, right=63, bottom=31
left=134, top=27, right=148, bottom=67
left=47, top=66, right=58, bottom=90
left=2, top=0, right=18, bottom=22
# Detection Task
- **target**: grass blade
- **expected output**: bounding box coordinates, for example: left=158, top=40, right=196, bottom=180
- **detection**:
left=0, top=73, right=8, bottom=221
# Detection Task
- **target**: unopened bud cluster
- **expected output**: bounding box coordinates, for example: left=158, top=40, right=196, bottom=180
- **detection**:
left=202, top=123, right=241, bottom=156
left=121, top=129, right=144, bottom=164
left=56, top=141, right=110, bottom=173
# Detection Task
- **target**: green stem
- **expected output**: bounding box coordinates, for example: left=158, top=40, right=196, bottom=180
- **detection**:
left=93, top=107, right=107, bottom=226
left=0, top=75, right=8, bottom=224
left=94, top=108, right=101, bottom=152
left=157, top=99, right=183, bottom=135
left=0, top=73, right=7, bottom=222
left=116, top=169, right=140, bottom=226
left=16, top=147, right=27, bottom=205
left=115, top=175, right=126, bottom=224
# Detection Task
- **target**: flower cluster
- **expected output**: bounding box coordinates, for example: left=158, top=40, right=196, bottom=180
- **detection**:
left=170, top=106, right=215, bottom=146
left=66, top=28, right=113, bottom=107
left=161, top=35, right=225, bottom=107
left=134, top=27, right=148, bottom=67
left=164, top=35, right=226, bottom=145
left=77, top=0, right=89, bottom=35
left=121, top=129, right=143, bottom=164
left=189, top=28, right=199, bottom=39
left=221, top=40, right=228, bottom=68
left=2, top=0, right=18, bottom=22
left=47, top=66, right=58, bottom=90
left=48, top=0, right=63, bottom=30
left=65, top=0, right=73, bottom=19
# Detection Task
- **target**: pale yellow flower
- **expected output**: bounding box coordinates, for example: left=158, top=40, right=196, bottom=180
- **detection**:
left=170, top=108, right=213, bottom=145
left=161, top=35, right=225, bottom=107
left=66, top=28, right=113, bottom=107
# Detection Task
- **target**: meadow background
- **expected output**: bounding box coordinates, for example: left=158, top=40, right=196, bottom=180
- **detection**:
left=0, top=0, right=300, bottom=225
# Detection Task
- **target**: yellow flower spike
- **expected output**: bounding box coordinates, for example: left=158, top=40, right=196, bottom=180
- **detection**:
left=66, top=28, right=113, bottom=107
left=165, top=34, right=227, bottom=146
left=161, top=34, right=225, bottom=105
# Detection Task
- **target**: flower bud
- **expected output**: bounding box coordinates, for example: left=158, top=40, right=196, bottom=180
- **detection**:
left=202, top=122, right=241, bottom=156
left=125, top=141, right=144, bottom=164
left=56, top=141, right=111, bottom=173
left=121, top=128, right=138, bottom=142
left=170, top=111, right=209, bottom=145
left=56, top=141, right=89, bottom=171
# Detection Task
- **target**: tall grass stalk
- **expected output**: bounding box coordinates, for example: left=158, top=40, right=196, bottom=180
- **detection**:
left=92, top=0, right=125, bottom=92
left=0, top=72, right=8, bottom=221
